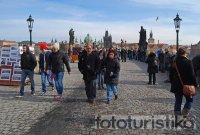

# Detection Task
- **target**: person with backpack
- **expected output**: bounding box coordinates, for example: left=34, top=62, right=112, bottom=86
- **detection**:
left=146, top=52, right=158, bottom=85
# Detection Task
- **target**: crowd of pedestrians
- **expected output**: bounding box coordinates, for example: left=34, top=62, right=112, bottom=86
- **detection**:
left=16, top=42, right=198, bottom=126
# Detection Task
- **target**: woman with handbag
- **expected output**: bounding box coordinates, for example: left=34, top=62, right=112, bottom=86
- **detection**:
left=170, top=48, right=197, bottom=117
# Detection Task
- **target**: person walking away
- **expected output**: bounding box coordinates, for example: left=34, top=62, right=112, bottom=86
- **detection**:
left=170, top=48, right=197, bottom=126
left=104, top=49, right=120, bottom=104
left=39, top=43, right=54, bottom=95
left=146, top=52, right=158, bottom=85
left=46, top=43, right=71, bottom=101
left=78, top=44, right=100, bottom=104
left=16, top=45, right=37, bottom=97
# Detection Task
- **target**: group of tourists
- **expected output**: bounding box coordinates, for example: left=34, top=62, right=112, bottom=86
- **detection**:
left=16, top=42, right=198, bottom=125
left=16, top=43, right=71, bottom=101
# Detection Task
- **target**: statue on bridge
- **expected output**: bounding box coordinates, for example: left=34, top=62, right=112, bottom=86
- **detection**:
left=69, top=28, right=75, bottom=45
left=138, top=26, right=148, bottom=62
left=69, top=28, right=75, bottom=62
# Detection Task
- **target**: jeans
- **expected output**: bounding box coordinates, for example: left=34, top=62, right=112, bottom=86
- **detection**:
left=97, top=71, right=104, bottom=89
left=106, top=83, right=118, bottom=100
left=85, top=79, right=96, bottom=100
left=174, top=93, right=193, bottom=112
left=20, top=69, right=35, bottom=95
left=41, top=70, right=54, bottom=92
left=53, top=72, right=64, bottom=96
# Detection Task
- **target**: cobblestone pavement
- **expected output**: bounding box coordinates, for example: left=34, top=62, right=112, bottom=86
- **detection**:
left=0, top=60, right=199, bottom=135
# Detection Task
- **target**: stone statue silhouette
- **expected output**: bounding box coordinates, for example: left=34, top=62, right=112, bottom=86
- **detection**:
left=138, top=26, right=147, bottom=62
left=69, top=28, right=74, bottom=45
left=139, top=26, right=147, bottom=51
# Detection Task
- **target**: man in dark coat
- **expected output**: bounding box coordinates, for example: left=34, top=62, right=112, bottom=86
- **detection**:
left=79, top=44, right=100, bottom=104
left=16, top=45, right=37, bottom=97
left=146, top=52, right=158, bottom=85
left=169, top=48, right=197, bottom=117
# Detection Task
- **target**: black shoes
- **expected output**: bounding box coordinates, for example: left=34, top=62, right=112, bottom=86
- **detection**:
left=115, top=95, right=118, bottom=100
left=87, top=99, right=95, bottom=104
left=147, top=82, right=152, bottom=85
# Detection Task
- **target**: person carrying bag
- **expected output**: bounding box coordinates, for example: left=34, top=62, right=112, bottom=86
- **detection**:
left=169, top=48, right=197, bottom=118
left=174, top=62, right=196, bottom=98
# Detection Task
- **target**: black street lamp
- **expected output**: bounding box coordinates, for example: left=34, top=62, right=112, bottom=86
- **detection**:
left=27, top=15, right=34, bottom=46
left=174, top=13, right=182, bottom=51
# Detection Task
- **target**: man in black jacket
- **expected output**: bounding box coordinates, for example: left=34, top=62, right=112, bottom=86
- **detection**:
left=79, top=44, right=100, bottom=104
left=17, top=45, right=37, bottom=97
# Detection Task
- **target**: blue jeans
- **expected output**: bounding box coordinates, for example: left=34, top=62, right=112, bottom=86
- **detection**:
left=20, top=69, right=35, bottom=95
left=53, top=72, right=64, bottom=96
left=174, top=93, right=193, bottom=112
left=97, top=71, right=104, bottom=89
left=106, top=84, right=118, bottom=100
left=41, top=70, right=54, bottom=92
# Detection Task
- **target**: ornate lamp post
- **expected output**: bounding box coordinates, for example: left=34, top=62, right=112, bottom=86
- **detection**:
left=26, top=15, right=34, bottom=46
left=174, top=13, right=182, bottom=51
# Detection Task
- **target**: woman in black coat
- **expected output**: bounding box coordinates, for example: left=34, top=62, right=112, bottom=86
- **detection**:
left=146, top=52, right=158, bottom=85
left=169, top=48, right=197, bottom=116
left=104, top=49, right=120, bottom=104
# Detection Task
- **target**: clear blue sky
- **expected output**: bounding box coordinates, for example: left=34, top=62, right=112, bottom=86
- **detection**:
left=0, top=0, right=200, bottom=45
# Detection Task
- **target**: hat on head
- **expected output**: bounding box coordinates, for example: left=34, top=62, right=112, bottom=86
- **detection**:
left=39, top=42, right=47, bottom=50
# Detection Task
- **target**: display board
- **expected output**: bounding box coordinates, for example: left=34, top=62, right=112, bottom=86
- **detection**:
left=0, top=45, right=21, bottom=85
